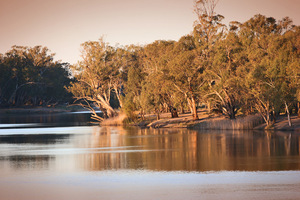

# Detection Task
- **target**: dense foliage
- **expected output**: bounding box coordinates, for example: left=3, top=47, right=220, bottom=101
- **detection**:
left=68, top=1, right=300, bottom=123
left=0, top=46, right=71, bottom=107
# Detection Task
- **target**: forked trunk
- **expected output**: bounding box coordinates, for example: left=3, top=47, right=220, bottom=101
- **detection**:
left=102, top=109, right=108, bottom=119
left=113, top=85, right=123, bottom=108
left=97, top=94, right=116, bottom=118
left=106, top=107, right=116, bottom=118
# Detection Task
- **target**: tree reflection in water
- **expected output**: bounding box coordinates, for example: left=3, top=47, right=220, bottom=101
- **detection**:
left=82, top=127, right=300, bottom=172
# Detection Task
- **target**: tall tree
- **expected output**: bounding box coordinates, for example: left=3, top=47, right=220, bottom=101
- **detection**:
left=168, top=0, right=225, bottom=120
left=168, top=35, right=202, bottom=120
left=141, top=40, right=179, bottom=119
left=68, top=38, right=133, bottom=120
left=238, top=15, right=299, bottom=125
left=69, top=39, right=117, bottom=119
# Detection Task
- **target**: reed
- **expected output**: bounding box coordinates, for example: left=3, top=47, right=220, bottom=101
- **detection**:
left=100, top=113, right=127, bottom=126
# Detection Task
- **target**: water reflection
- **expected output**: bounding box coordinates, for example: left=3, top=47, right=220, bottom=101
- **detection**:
left=0, top=134, right=70, bottom=144
left=4, top=155, right=54, bottom=170
left=0, top=126, right=300, bottom=173
left=83, top=128, right=300, bottom=171
left=0, top=112, right=93, bottom=126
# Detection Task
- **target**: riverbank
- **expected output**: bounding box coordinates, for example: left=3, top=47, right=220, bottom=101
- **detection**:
left=101, top=109, right=300, bottom=131
left=254, top=115, right=300, bottom=131
left=146, top=111, right=265, bottom=130
left=147, top=112, right=300, bottom=131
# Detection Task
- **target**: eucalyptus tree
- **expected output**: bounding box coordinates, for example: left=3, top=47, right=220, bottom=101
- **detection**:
left=167, top=35, right=202, bottom=120
left=68, top=38, right=138, bottom=120
left=206, top=31, right=245, bottom=119
left=237, top=15, right=300, bottom=125
left=168, top=0, right=225, bottom=120
left=140, top=40, right=179, bottom=119
left=121, top=45, right=146, bottom=120
left=69, top=39, right=117, bottom=119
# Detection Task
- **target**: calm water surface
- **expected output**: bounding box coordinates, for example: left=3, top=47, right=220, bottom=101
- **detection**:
left=0, top=112, right=300, bottom=200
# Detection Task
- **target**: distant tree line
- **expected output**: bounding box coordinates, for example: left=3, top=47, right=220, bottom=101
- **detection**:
left=0, top=46, right=71, bottom=107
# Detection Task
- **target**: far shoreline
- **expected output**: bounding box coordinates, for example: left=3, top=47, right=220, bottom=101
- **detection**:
left=0, top=105, right=86, bottom=114
left=1, top=107, right=300, bottom=132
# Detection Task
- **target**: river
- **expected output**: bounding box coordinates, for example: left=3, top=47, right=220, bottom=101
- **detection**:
left=0, top=112, right=300, bottom=200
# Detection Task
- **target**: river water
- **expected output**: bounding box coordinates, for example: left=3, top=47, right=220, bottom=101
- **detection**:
left=0, top=112, right=300, bottom=200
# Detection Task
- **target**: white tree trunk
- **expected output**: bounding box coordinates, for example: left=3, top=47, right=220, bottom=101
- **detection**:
left=285, top=101, right=292, bottom=127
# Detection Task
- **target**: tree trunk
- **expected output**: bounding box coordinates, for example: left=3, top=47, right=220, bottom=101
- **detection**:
left=187, top=98, right=193, bottom=114
left=270, top=111, right=276, bottom=124
left=156, top=110, right=160, bottom=120
left=207, top=101, right=211, bottom=113
left=169, top=106, right=178, bottom=118
left=230, top=107, right=236, bottom=119
left=107, top=107, right=116, bottom=117
left=113, top=85, right=123, bottom=108
left=223, top=90, right=236, bottom=119
left=102, top=109, right=108, bottom=119
left=97, top=94, right=116, bottom=118
left=180, top=103, right=185, bottom=114
left=191, top=96, right=198, bottom=120
left=140, top=109, right=145, bottom=120
left=255, top=100, right=272, bottom=126
left=164, top=103, right=169, bottom=113
left=298, top=102, right=300, bottom=118
left=285, top=101, right=292, bottom=127
left=266, top=109, right=271, bottom=125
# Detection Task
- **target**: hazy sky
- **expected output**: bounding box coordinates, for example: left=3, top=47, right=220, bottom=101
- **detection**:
left=0, top=0, right=299, bottom=64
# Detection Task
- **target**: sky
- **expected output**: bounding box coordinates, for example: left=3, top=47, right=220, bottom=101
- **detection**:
left=0, top=0, right=299, bottom=65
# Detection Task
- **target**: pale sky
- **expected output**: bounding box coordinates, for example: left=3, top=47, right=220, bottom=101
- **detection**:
left=0, top=0, right=299, bottom=65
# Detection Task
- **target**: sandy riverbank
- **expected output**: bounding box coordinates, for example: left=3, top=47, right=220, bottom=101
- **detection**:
left=146, top=111, right=265, bottom=130
left=101, top=109, right=300, bottom=131
left=148, top=112, right=300, bottom=131
left=254, top=115, right=300, bottom=131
